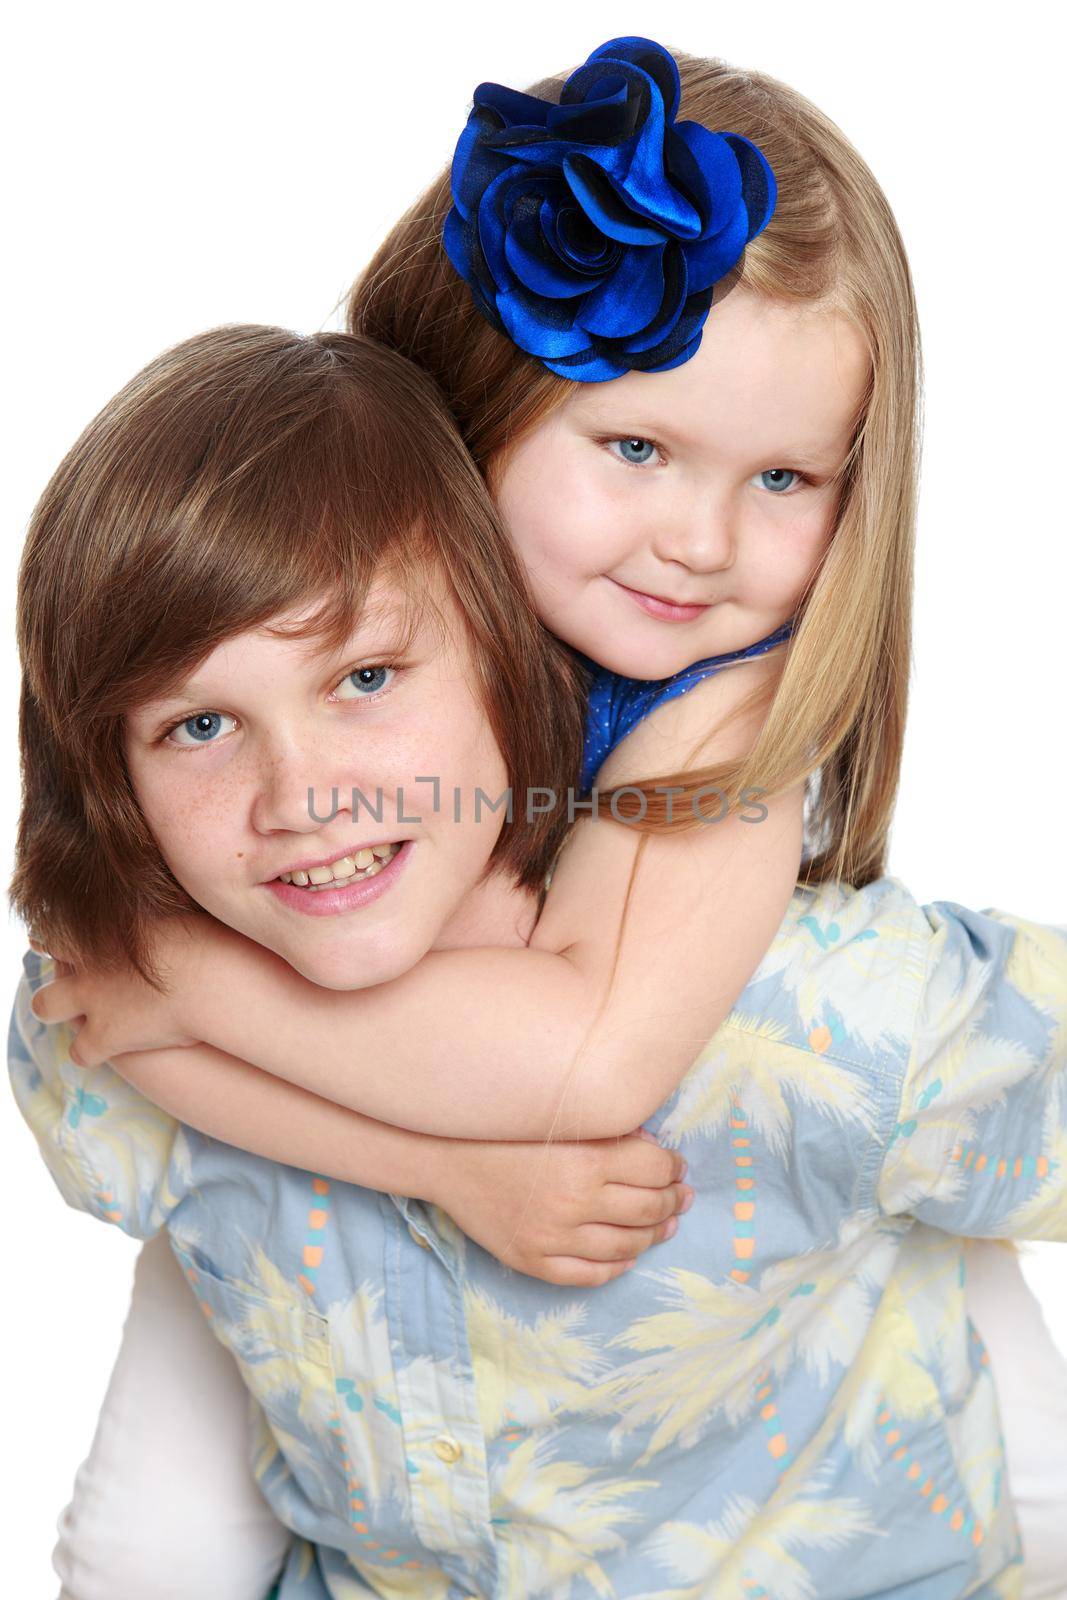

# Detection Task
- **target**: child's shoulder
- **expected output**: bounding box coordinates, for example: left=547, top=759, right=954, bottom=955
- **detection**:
left=728, top=874, right=928, bottom=1064
left=753, top=875, right=1067, bottom=1065
left=596, top=656, right=781, bottom=787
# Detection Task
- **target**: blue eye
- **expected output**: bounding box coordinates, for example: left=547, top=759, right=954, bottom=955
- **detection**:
left=167, top=711, right=236, bottom=747
left=608, top=437, right=659, bottom=466
left=335, top=665, right=396, bottom=701
left=753, top=468, right=803, bottom=494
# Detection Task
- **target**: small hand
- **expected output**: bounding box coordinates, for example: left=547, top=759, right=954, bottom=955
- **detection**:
left=27, top=914, right=212, bottom=1067
left=431, top=1126, right=693, bottom=1287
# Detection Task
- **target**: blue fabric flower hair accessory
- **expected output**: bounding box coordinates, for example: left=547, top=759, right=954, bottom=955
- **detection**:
left=443, top=36, right=777, bottom=382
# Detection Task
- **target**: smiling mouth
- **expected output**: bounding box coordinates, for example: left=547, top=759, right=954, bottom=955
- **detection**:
left=276, top=843, right=400, bottom=891
left=612, top=579, right=712, bottom=610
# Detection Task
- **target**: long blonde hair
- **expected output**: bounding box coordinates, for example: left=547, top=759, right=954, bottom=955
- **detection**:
left=348, top=50, right=922, bottom=889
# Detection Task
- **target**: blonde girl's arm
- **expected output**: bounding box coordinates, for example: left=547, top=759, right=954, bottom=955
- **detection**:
left=108, top=1043, right=692, bottom=1287
left=15, top=956, right=688, bottom=1296
left=184, top=654, right=803, bottom=1139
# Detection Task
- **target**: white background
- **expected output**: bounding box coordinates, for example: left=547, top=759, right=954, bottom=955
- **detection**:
left=2, top=1, right=1064, bottom=1591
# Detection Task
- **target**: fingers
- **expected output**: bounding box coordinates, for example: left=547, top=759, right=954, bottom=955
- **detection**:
left=531, top=1179, right=695, bottom=1286
left=536, top=1255, right=641, bottom=1289
left=595, top=1180, right=693, bottom=1229
left=534, top=1216, right=679, bottom=1280
left=613, top=1133, right=688, bottom=1189
left=536, top=1212, right=685, bottom=1285
left=592, top=1215, right=680, bottom=1258
left=521, top=1174, right=697, bottom=1287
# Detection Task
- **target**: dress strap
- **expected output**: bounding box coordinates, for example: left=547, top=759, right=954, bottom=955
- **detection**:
left=579, top=620, right=794, bottom=793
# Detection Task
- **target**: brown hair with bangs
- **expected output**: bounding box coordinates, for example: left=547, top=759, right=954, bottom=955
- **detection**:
left=11, top=325, right=585, bottom=983
left=348, top=49, right=922, bottom=888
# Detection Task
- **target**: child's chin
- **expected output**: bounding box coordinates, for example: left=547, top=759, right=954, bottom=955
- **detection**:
left=278, top=934, right=416, bottom=993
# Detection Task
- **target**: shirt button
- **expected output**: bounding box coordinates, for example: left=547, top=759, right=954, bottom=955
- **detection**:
left=432, top=1434, right=463, bottom=1464
left=408, top=1222, right=432, bottom=1250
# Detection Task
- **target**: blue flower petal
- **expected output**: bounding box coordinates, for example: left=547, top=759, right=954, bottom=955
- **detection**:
left=602, top=98, right=699, bottom=236
left=546, top=82, right=632, bottom=141
left=563, top=154, right=666, bottom=245
left=496, top=288, right=591, bottom=359
left=442, top=36, right=778, bottom=383
left=683, top=204, right=749, bottom=293
left=451, top=108, right=513, bottom=219
left=621, top=246, right=689, bottom=353
left=670, top=122, right=743, bottom=234
left=449, top=117, right=483, bottom=222
left=643, top=327, right=705, bottom=374
left=585, top=36, right=681, bottom=122
left=723, top=132, right=778, bottom=240
left=554, top=202, right=614, bottom=270
left=505, top=204, right=604, bottom=299
left=476, top=166, right=529, bottom=289
left=443, top=206, right=474, bottom=281
left=445, top=210, right=508, bottom=336
left=560, top=63, right=701, bottom=238
left=542, top=346, right=630, bottom=381
left=473, top=81, right=553, bottom=130
left=577, top=243, right=666, bottom=338
left=502, top=224, right=598, bottom=300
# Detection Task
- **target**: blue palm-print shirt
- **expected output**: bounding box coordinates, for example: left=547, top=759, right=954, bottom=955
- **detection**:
left=10, top=878, right=1067, bottom=1599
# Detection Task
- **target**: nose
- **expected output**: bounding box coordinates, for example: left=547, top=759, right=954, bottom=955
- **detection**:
left=649, top=488, right=737, bottom=574
left=249, top=725, right=353, bottom=838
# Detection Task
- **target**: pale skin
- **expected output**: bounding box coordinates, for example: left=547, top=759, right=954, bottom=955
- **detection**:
left=32, top=288, right=872, bottom=1271
left=39, top=954, right=690, bottom=1288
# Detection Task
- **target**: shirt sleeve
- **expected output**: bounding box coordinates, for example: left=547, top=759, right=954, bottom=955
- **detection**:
left=876, top=901, right=1067, bottom=1238
left=8, top=947, right=190, bottom=1240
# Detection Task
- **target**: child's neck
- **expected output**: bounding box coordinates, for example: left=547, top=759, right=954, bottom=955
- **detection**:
left=430, top=870, right=539, bottom=953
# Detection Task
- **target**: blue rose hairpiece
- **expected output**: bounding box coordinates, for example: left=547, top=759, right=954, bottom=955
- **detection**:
left=443, top=36, right=777, bottom=383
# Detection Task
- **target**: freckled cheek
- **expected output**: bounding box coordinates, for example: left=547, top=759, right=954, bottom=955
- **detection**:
left=133, top=770, right=247, bottom=881
left=406, top=707, right=508, bottom=800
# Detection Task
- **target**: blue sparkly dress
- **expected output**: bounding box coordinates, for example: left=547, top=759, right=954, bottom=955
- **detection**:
left=577, top=621, right=794, bottom=792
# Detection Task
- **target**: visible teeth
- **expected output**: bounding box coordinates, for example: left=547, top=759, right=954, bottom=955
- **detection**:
left=298, top=861, right=383, bottom=891
left=277, top=843, right=400, bottom=888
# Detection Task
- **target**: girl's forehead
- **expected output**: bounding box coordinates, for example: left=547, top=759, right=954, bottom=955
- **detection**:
left=562, top=292, right=870, bottom=458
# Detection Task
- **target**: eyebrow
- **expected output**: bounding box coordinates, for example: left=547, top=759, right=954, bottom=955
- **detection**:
left=135, top=607, right=415, bottom=717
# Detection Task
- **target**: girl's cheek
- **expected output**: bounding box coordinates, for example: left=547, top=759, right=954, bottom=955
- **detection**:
left=509, top=514, right=564, bottom=580
left=774, top=512, right=834, bottom=589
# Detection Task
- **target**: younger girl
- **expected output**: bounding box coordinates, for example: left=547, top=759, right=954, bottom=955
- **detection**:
left=19, top=35, right=1067, bottom=1597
